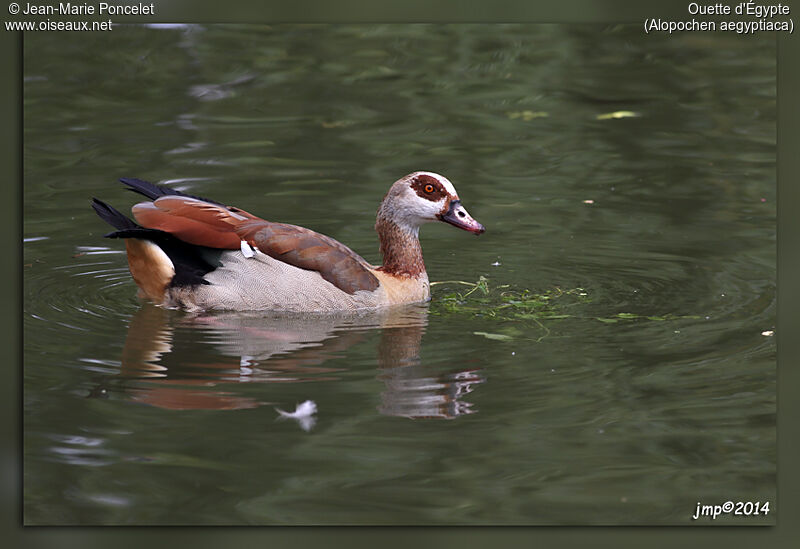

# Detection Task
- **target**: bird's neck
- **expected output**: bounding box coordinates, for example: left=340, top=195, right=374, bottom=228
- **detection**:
left=375, top=216, right=426, bottom=278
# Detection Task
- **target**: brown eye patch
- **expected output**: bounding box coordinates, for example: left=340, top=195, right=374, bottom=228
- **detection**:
left=410, top=175, right=447, bottom=202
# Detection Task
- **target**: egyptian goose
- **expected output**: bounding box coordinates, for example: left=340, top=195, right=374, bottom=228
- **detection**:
left=91, top=172, right=485, bottom=312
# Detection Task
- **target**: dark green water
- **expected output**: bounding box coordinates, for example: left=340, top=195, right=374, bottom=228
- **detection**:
left=23, top=25, right=775, bottom=525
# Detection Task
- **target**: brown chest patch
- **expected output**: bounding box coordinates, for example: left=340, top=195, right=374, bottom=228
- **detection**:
left=371, top=269, right=430, bottom=305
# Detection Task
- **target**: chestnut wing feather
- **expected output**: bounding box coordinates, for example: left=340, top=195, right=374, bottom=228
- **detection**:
left=129, top=193, right=379, bottom=295
left=132, top=196, right=261, bottom=249
left=237, top=221, right=380, bottom=295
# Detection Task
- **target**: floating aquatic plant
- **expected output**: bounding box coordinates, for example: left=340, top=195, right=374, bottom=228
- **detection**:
left=596, top=110, right=640, bottom=120
left=506, top=110, right=549, bottom=121
left=431, top=276, right=589, bottom=320
left=430, top=276, right=700, bottom=341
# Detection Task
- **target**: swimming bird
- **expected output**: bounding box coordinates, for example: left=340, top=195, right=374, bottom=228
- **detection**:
left=92, top=172, right=484, bottom=312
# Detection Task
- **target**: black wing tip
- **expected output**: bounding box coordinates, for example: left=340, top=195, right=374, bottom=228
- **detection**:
left=118, top=177, right=225, bottom=206
left=91, top=197, right=140, bottom=233
left=119, top=177, right=175, bottom=200
left=91, top=196, right=109, bottom=209
left=119, top=177, right=151, bottom=185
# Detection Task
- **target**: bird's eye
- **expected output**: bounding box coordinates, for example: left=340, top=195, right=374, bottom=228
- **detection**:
left=424, top=184, right=434, bottom=193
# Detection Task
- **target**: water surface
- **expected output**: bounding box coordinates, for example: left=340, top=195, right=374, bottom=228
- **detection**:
left=23, top=24, right=775, bottom=525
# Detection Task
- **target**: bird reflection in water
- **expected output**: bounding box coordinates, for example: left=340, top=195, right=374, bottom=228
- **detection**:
left=376, top=324, right=483, bottom=419
left=95, top=303, right=484, bottom=422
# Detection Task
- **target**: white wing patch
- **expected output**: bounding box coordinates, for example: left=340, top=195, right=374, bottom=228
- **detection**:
left=240, top=240, right=255, bottom=258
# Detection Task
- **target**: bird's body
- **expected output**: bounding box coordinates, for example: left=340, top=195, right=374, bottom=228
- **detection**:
left=92, top=172, right=484, bottom=312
